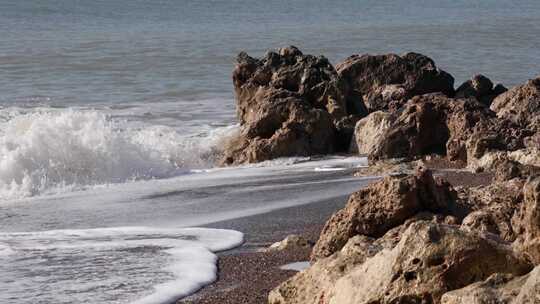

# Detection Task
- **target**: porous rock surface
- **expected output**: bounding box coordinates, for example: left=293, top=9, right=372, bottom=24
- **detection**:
left=440, top=266, right=540, bottom=304
left=270, top=221, right=532, bottom=304
left=336, top=53, right=454, bottom=113
left=491, top=76, right=540, bottom=132
left=311, top=168, right=460, bottom=261
left=221, top=46, right=345, bottom=165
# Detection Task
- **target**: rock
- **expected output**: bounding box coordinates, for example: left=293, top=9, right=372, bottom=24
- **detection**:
left=349, top=111, right=392, bottom=155
left=510, top=148, right=540, bottom=167
left=268, top=235, right=383, bottom=304
left=491, top=76, right=540, bottom=132
left=270, top=215, right=455, bottom=304
left=267, top=235, right=312, bottom=252
left=365, top=94, right=495, bottom=161
left=356, top=92, right=531, bottom=164
left=440, top=266, right=540, bottom=304
left=272, top=221, right=532, bottom=304
left=326, top=222, right=531, bottom=304
left=467, top=150, right=540, bottom=182
left=459, top=179, right=525, bottom=242
left=455, top=74, right=507, bottom=106
left=221, top=94, right=337, bottom=164
left=222, top=46, right=347, bottom=164
left=513, top=177, right=540, bottom=265
left=336, top=53, right=454, bottom=113
left=311, top=168, right=459, bottom=261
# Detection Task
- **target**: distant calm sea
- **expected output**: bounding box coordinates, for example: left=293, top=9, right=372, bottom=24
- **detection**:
left=0, top=1, right=539, bottom=303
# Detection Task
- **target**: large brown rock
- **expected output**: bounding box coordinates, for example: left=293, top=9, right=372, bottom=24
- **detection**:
left=311, top=168, right=459, bottom=261
left=222, top=47, right=346, bottom=164
left=271, top=221, right=532, bottom=304
left=441, top=266, right=540, bottom=304
left=348, top=111, right=392, bottom=155
left=355, top=93, right=531, bottom=163
left=460, top=179, right=525, bottom=242
left=363, top=94, right=494, bottom=161
left=491, top=76, right=540, bottom=132
left=455, top=74, right=507, bottom=106
left=513, top=177, right=540, bottom=265
left=336, top=53, right=455, bottom=113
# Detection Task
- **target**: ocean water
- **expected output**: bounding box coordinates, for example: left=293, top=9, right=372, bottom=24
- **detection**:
left=1, top=0, right=540, bottom=303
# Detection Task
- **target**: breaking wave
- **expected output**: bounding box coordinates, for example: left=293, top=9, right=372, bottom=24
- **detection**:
left=0, top=108, right=238, bottom=199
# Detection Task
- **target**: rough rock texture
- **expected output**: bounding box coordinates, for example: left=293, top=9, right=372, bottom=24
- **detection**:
left=363, top=94, right=488, bottom=161
left=221, top=46, right=347, bottom=164
left=510, top=148, right=540, bottom=167
left=311, top=168, right=460, bottom=261
left=269, top=215, right=456, bottom=304
left=271, top=221, right=532, bottom=304
left=441, top=266, right=540, bottom=304
left=358, top=93, right=531, bottom=164
left=349, top=111, right=392, bottom=155
left=491, top=76, right=540, bottom=132
left=459, top=179, right=525, bottom=242
left=268, top=235, right=383, bottom=304
left=455, top=74, right=507, bottom=106
left=267, top=235, right=313, bottom=252
left=468, top=151, right=540, bottom=182
left=336, top=53, right=454, bottom=113
left=513, top=177, right=540, bottom=265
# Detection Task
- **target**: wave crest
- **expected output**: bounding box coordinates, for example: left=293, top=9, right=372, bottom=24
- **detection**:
left=0, top=109, right=236, bottom=199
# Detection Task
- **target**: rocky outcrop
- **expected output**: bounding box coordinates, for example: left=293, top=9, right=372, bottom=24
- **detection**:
left=491, top=76, right=540, bottom=132
left=336, top=53, right=454, bottom=113
left=513, top=177, right=540, bottom=265
left=440, top=266, right=540, bottom=304
left=459, top=179, right=525, bottom=241
left=351, top=92, right=532, bottom=164
left=221, top=46, right=347, bottom=164
left=348, top=111, right=392, bottom=155
left=311, top=168, right=459, bottom=261
left=492, top=77, right=540, bottom=129
left=455, top=74, right=507, bottom=106
left=468, top=150, right=540, bottom=182
left=270, top=221, right=532, bottom=304
left=359, top=94, right=491, bottom=161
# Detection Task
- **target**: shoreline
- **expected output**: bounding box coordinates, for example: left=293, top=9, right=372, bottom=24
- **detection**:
left=178, top=164, right=494, bottom=304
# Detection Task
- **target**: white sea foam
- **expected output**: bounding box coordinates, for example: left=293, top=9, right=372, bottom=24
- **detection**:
left=0, top=108, right=238, bottom=199
left=0, top=227, right=244, bottom=304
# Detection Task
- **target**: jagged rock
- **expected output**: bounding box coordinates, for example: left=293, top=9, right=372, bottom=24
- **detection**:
left=468, top=151, right=540, bottom=182
left=222, top=46, right=347, bottom=165
left=266, top=235, right=312, bottom=252
left=271, top=221, right=532, bottom=304
left=440, top=266, right=540, bottom=304
left=268, top=235, right=383, bottom=304
left=510, top=148, right=540, bottom=167
left=357, top=93, right=530, bottom=164
left=491, top=76, right=540, bottom=132
left=336, top=53, right=454, bottom=113
left=270, top=215, right=456, bottom=304
left=311, top=168, right=459, bottom=261
left=364, top=94, right=493, bottom=161
left=459, top=179, right=525, bottom=242
left=513, top=177, right=540, bottom=265
left=349, top=111, right=392, bottom=155
left=455, top=74, right=507, bottom=106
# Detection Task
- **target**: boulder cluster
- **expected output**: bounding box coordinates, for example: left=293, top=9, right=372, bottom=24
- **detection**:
left=221, top=46, right=540, bottom=303
left=221, top=46, right=538, bottom=177
left=269, top=168, right=540, bottom=304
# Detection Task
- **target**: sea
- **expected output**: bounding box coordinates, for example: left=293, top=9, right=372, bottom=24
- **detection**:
left=1, top=0, right=539, bottom=303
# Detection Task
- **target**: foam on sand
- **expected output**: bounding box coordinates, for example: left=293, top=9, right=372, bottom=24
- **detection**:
left=0, top=227, right=244, bottom=304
